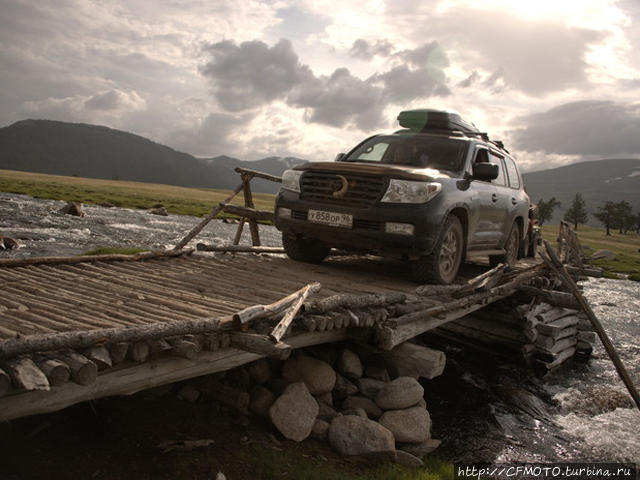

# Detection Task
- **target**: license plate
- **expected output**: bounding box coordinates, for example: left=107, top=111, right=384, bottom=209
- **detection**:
left=308, top=209, right=353, bottom=228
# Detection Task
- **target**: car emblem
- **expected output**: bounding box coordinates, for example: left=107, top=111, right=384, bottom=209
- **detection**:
left=331, top=175, right=349, bottom=198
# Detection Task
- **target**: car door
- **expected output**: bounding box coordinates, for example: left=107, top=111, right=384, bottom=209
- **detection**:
left=467, top=147, right=502, bottom=247
left=502, top=155, right=525, bottom=240
left=489, top=151, right=511, bottom=247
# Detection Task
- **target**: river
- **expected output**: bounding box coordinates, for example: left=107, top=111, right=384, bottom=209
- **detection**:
left=1, top=192, right=638, bottom=464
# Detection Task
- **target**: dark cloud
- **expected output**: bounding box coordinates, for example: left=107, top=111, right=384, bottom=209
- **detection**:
left=510, top=100, right=640, bottom=156
left=349, top=39, right=393, bottom=60
left=396, top=41, right=447, bottom=68
left=84, top=90, right=123, bottom=110
left=458, top=70, right=479, bottom=88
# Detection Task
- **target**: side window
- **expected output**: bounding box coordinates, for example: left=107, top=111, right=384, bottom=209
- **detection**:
left=490, top=152, right=506, bottom=186
left=504, top=157, right=521, bottom=189
left=473, top=148, right=489, bottom=164
left=356, top=142, right=389, bottom=162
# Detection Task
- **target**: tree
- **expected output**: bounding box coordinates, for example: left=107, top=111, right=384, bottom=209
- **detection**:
left=594, top=201, right=617, bottom=235
left=563, top=193, right=588, bottom=230
left=537, top=197, right=561, bottom=225
left=613, top=200, right=633, bottom=234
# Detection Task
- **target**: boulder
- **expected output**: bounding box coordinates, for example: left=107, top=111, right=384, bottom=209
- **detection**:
left=317, top=401, right=340, bottom=422
left=315, top=391, right=333, bottom=406
left=357, top=377, right=385, bottom=399
left=333, top=373, right=358, bottom=400
left=379, top=406, right=431, bottom=443
left=328, top=415, right=395, bottom=456
left=342, top=395, right=382, bottom=419
left=149, top=206, right=169, bottom=216
left=365, top=366, right=390, bottom=382
left=250, top=385, right=275, bottom=417
left=591, top=249, right=616, bottom=261
left=375, top=377, right=424, bottom=410
left=398, top=438, right=441, bottom=458
left=269, top=377, right=288, bottom=397
left=342, top=408, right=368, bottom=418
left=177, top=385, right=200, bottom=403
left=248, top=359, right=272, bottom=385
left=282, top=354, right=336, bottom=395
left=379, top=342, right=446, bottom=380
left=311, top=419, right=330, bottom=441
left=337, top=349, right=363, bottom=379
left=395, top=450, right=424, bottom=467
left=269, top=382, right=319, bottom=442
left=59, top=201, right=85, bottom=217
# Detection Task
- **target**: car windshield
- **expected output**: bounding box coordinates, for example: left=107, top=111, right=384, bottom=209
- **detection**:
left=344, top=134, right=468, bottom=172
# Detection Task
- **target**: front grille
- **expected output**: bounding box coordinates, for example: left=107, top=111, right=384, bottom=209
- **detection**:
left=300, top=171, right=387, bottom=207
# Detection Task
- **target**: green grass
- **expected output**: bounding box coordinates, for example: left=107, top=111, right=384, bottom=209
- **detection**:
left=0, top=169, right=275, bottom=218
left=243, top=443, right=454, bottom=480
left=81, top=247, right=149, bottom=256
left=541, top=224, right=640, bottom=280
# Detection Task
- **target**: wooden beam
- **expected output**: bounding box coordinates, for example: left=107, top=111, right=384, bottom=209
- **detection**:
left=234, top=167, right=282, bottom=183
left=196, top=244, right=285, bottom=254
left=220, top=204, right=274, bottom=223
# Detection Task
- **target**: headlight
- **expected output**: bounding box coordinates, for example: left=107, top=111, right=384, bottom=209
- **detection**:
left=381, top=180, right=441, bottom=203
left=281, top=169, right=302, bottom=193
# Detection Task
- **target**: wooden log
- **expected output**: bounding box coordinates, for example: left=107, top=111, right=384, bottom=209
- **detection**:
left=565, top=266, right=603, bottom=278
left=299, top=316, right=317, bottom=332
left=436, top=322, right=527, bottom=351
left=0, top=367, right=11, bottom=396
left=535, top=327, right=578, bottom=349
left=233, top=282, right=322, bottom=326
left=518, top=286, right=581, bottom=309
left=316, top=316, right=329, bottom=331
left=578, top=331, right=596, bottom=344
left=108, top=343, right=129, bottom=364
left=241, top=174, right=261, bottom=246
left=173, top=183, right=244, bottom=250
left=234, top=167, right=282, bottom=183
left=196, top=244, right=285, bottom=254
left=230, top=332, right=291, bottom=360
left=305, top=292, right=406, bottom=314
left=220, top=204, right=274, bottom=223
left=452, top=263, right=505, bottom=297
left=58, top=351, right=98, bottom=386
left=219, top=334, right=231, bottom=349
left=271, top=283, right=317, bottom=342
left=536, top=316, right=579, bottom=337
left=128, top=342, right=150, bottom=363
left=0, top=248, right=194, bottom=269
left=455, top=314, right=533, bottom=344
left=167, top=337, right=199, bottom=360
left=233, top=217, right=245, bottom=245
left=5, top=357, right=50, bottom=391
left=203, top=334, right=219, bottom=351
left=415, top=284, right=461, bottom=297
left=392, top=300, right=439, bottom=316
left=537, top=336, right=577, bottom=354
left=378, top=342, right=446, bottom=380
left=82, top=345, right=112, bottom=370
left=149, top=339, right=173, bottom=358
left=535, top=307, right=578, bottom=324
left=37, top=358, right=71, bottom=386
left=535, top=346, right=576, bottom=369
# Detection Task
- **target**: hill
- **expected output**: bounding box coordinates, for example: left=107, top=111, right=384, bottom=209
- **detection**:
left=522, top=158, right=640, bottom=225
left=0, top=120, right=302, bottom=193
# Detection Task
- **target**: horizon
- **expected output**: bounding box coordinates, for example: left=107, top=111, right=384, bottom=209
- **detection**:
left=1, top=0, right=640, bottom=172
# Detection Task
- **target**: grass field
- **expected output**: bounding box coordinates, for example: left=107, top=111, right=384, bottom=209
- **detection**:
left=0, top=169, right=276, bottom=218
left=541, top=224, right=640, bottom=280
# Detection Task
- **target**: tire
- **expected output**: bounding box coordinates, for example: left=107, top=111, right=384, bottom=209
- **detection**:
left=490, top=223, right=519, bottom=267
left=412, top=215, right=464, bottom=285
left=282, top=233, right=330, bottom=264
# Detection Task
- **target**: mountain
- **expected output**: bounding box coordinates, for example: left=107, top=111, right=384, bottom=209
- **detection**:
left=522, top=158, right=640, bottom=225
left=0, top=119, right=303, bottom=193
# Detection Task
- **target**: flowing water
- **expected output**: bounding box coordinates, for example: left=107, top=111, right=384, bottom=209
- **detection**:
left=1, top=192, right=639, bottom=464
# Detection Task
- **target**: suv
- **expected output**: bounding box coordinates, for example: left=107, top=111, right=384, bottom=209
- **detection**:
left=274, top=109, right=530, bottom=284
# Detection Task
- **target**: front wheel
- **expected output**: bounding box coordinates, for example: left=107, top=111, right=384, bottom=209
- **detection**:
left=490, top=223, right=519, bottom=267
left=282, top=233, right=330, bottom=264
left=412, top=215, right=464, bottom=285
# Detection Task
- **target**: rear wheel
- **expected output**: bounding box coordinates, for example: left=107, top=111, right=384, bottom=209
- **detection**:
left=282, top=233, right=330, bottom=264
left=490, top=223, right=519, bottom=267
left=412, top=215, right=464, bottom=284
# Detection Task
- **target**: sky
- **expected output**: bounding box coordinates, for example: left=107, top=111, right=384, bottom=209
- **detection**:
left=1, top=0, right=639, bottom=171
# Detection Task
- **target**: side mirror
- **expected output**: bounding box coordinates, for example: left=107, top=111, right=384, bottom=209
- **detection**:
left=472, top=162, right=499, bottom=181
left=334, top=153, right=347, bottom=162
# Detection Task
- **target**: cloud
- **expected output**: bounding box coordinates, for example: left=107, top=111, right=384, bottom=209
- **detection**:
left=349, top=39, right=393, bottom=60
left=509, top=100, right=640, bottom=156
left=84, top=90, right=146, bottom=111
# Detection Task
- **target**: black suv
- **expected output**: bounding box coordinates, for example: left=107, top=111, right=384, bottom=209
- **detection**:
left=274, top=109, right=530, bottom=284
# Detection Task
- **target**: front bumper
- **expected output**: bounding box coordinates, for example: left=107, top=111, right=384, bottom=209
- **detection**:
left=275, top=190, right=446, bottom=258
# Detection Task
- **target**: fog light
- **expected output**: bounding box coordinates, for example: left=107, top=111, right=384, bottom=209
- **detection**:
left=385, top=222, right=414, bottom=235
left=277, top=207, right=292, bottom=219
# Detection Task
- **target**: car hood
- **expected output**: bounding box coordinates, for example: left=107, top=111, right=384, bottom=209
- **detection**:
left=295, top=161, right=453, bottom=182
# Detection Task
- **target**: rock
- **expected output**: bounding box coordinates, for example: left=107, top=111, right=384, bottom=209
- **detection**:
left=417, top=398, right=427, bottom=409
left=269, top=377, right=288, bottom=397
left=375, top=377, right=424, bottom=410
left=395, top=450, right=424, bottom=467
left=398, top=438, right=441, bottom=458
left=215, top=472, right=227, bottom=480
left=315, top=391, right=333, bottom=406
left=342, top=408, right=368, bottom=418
left=333, top=373, right=358, bottom=400
left=227, top=367, right=251, bottom=391
left=379, top=343, right=446, bottom=380
left=591, top=249, right=616, bottom=261
left=282, top=354, right=336, bottom=395
left=311, top=419, right=330, bottom=441
left=177, top=385, right=200, bottom=403
left=59, top=201, right=85, bottom=217
left=248, top=359, right=272, bottom=385
left=317, top=401, right=340, bottom=422
left=149, top=206, right=168, bottom=216
left=342, top=395, right=382, bottom=419
left=328, top=415, right=395, bottom=456
left=337, top=349, right=363, bottom=379
left=365, top=366, right=390, bottom=382
left=379, top=406, right=431, bottom=443
left=0, top=237, right=20, bottom=250
left=249, top=385, right=275, bottom=417
left=269, top=382, right=319, bottom=442
left=357, top=377, right=385, bottom=399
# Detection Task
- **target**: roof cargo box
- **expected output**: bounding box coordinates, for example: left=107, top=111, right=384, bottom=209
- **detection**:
left=398, top=109, right=479, bottom=134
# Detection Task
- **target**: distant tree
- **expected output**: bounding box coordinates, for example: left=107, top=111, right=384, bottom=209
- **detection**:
left=594, top=201, right=617, bottom=236
left=613, top=200, right=634, bottom=234
left=563, top=193, right=588, bottom=230
left=537, top=197, right=561, bottom=225
left=634, top=211, right=640, bottom=234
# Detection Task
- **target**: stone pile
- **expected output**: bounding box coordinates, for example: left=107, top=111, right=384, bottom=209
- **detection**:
left=175, top=343, right=443, bottom=466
